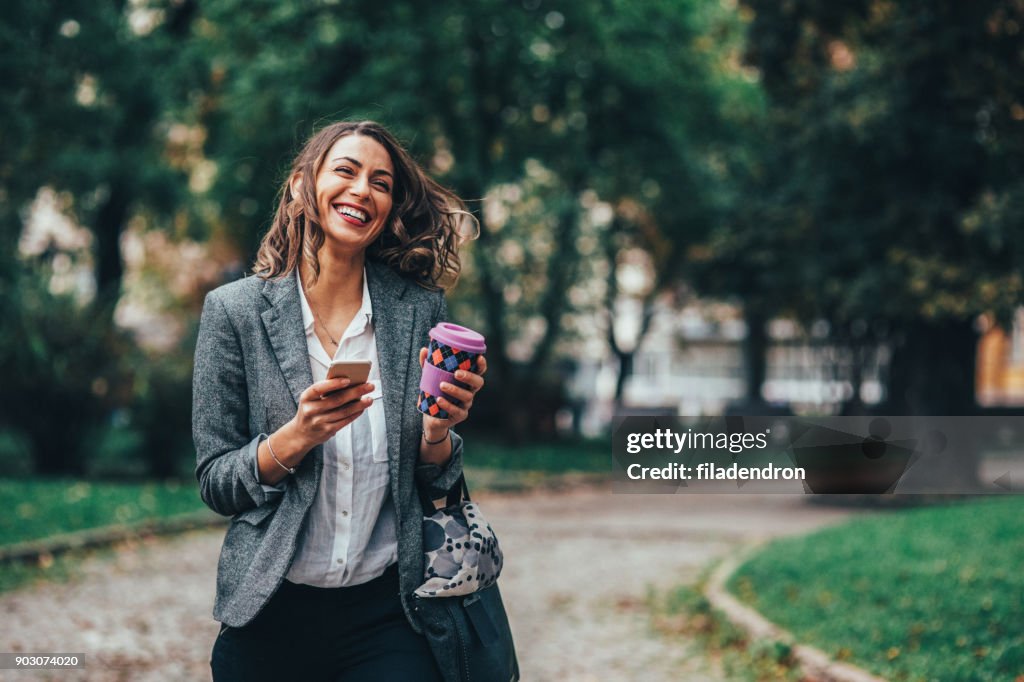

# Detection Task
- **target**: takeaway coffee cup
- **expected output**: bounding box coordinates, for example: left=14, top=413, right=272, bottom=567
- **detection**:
left=418, top=322, right=487, bottom=420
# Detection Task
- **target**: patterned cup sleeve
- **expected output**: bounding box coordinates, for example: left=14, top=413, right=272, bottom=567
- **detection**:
left=419, top=339, right=481, bottom=419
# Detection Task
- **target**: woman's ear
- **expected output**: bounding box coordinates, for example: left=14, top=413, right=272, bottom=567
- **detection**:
left=289, top=172, right=303, bottom=199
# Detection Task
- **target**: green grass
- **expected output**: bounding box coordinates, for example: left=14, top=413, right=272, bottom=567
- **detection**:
left=462, top=437, right=606, bottom=472
left=649, top=579, right=803, bottom=681
left=0, top=548, right=100, bottom=594
left=0, top=478, right=207, bottom=547
left=0, top=478, right=209, bottom=594
left=729, top=497, right=1024, bottom=682
left=462, top=437, right=608, bottom=491
left=0, top=440, right=603, bottom=548
left=0, top=439, right=604, bottom=593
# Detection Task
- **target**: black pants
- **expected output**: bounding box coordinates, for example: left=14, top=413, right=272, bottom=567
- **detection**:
left=210, top=564, right=442, bottom=682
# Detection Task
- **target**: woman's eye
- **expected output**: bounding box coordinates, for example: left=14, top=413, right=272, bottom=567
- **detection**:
left=374, top=181, right=391, bottom=192
left=335, top=166, right=353, bottom=175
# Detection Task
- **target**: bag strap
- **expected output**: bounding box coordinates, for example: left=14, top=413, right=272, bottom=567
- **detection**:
left=417, top=473, right=471, bottom=516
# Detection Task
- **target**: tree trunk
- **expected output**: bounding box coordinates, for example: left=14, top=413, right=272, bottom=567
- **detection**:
left=530, top=192, right=582, bottom=373
left=25, top=389, right=92, bottom=476
left=613, top=350, right=633, bottom=407
left=886, top=317, right=980, bottom=487
left=743, top=308, right=768, bottom=406
left=839, top=341, right=868, bottom=416
left=887, top=318, right=978, bottom=415
left=93, top=179, right=130, bottom=318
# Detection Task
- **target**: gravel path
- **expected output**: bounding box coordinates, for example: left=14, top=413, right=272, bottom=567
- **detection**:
left=0, top=487, right=856, bottom=681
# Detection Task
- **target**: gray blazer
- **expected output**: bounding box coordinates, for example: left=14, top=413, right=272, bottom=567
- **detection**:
left=192, top=259, right=464, bottom=631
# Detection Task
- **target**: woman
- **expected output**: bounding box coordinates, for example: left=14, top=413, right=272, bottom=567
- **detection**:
left=193, top=120, right=484, bottom=681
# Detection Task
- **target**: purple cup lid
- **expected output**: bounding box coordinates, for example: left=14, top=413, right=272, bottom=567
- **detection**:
left=429, top=322, right=487, bottom=355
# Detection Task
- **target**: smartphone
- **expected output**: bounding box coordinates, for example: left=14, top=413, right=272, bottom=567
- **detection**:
left=327, top=359, right=372, bottom=384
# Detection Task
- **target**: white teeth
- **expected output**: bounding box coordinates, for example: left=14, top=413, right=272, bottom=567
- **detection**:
left=337, top=205, right=369, bottom=223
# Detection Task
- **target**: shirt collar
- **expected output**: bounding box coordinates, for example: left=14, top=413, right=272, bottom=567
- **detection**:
left=295, top=267, right=374, bottom=337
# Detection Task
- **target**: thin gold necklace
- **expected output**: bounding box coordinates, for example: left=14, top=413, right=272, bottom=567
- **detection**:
left=311, top=305, right=339, bottom=350
left=302, top=278, right=340, bottom=349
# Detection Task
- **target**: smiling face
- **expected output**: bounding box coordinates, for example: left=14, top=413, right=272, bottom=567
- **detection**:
left=304, top=134, right=395, bottom=258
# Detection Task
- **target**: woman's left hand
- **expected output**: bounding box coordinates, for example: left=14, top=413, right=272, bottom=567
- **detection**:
left=418, top=348, right=487, bottom=430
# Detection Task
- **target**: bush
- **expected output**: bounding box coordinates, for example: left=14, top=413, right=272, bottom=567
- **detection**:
left=0, top=265, right=133, bottom=475
left=126, top=339, right=197, bottom=480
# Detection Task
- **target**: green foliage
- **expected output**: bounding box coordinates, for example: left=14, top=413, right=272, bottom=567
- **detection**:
left=85, top=424, right=147, bottom=478
left=0, top=264, right=134, bottom=474
left=0, top=1, right=201, bottom=474
left=126, top=328, right=201, bottom=480
left=0, top=0, right=193, bottom=292
left=731, top=497, right=1024, bottom=680
left=693, top=0, right=1024, bottom=414
left=6, top=0, right=1022, bottom=464
left=0, top=257, right=196, bottom=477
left=747, top=0, right=1024, bottom=325
left=191, top=0, right=742, bottom=387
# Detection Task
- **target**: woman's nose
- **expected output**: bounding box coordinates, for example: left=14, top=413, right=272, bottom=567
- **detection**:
left=348, top=174, right=370, bottom=198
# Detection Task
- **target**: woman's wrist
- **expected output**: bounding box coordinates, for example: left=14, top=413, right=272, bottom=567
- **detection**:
left=274, top=419, right=313, bottom=466
left=422, top=421, right=449, bottom=444
left=419, top=418, right=453, bottom=466
left=256, top=421, right=312, bottom=485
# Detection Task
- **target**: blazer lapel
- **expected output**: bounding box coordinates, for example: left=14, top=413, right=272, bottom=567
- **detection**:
left=260, top=274, right=313, bottom=408
left=260, top=274, right=323, bottom=505
left=366, top=260, right=414, bottom=497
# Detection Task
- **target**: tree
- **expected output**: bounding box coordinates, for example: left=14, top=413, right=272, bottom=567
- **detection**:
left=191, top=0, right=747, bottom=436
left=598, top=0, right=764, bottom=407
left=685, top=0, right=1024, bottom=486
left=0, top=1, right=195, bottom=473
left=706, top=0, right=1024, bottom=424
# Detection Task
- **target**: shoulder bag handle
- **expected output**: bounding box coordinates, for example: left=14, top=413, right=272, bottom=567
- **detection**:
left=417, top=473, right=471, bottom=516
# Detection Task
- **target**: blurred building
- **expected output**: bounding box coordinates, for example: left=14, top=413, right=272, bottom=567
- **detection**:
left=977, top=309, right=1024, bottom=407
left=573, top=302, right=1024, bottom=436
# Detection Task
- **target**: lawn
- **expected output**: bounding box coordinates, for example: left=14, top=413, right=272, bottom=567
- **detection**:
left=0, top=438, right=604, bottom=548
left=0, top=478, right=208, bottom=547
left=0, top=438, right=606, bottom=591
left=463, top=437, right=606, bottom=472
left=729, top=496, right=1024, bottom=681
left=0, top=478, right=211, bottom=593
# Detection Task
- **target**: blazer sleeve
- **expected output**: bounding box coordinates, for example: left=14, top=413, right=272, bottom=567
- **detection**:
left=193, top=290, right=274, bottom=517
left=414, top=292, right=466, bottom=499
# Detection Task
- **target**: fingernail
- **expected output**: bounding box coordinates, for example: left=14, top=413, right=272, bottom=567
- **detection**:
left=440, top=382, right=450, bottom=390
left=455, top=371, right=466, bottom=379
left=339, top=379, right=351, bottom=386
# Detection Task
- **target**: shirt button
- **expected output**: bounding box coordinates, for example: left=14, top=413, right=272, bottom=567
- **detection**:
left=336, top=558, right=344, bottom=565
left=341, top=510, right=349, bottom=517
left=343, top=461, right=351, bottom=470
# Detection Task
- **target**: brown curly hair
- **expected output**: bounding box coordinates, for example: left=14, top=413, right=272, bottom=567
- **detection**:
left=252, top=120, right=472, bottom=289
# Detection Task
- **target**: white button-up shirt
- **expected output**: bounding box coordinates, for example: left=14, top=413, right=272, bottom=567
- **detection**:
left=258, top=268, right=397, bottom=587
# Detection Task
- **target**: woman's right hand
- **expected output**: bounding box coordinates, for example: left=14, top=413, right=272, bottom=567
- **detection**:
left=288, top=377, right=376, bottom=452
left=257, top=378, right=374, bottom=484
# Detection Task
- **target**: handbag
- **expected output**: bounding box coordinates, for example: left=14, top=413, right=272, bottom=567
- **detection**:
left=416, top=474, right=503, bottom=597
left=414, top=474, right=519, bottom=682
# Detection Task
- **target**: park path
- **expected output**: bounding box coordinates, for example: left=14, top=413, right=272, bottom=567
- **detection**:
left=0, top=487, right=858, bottom=682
